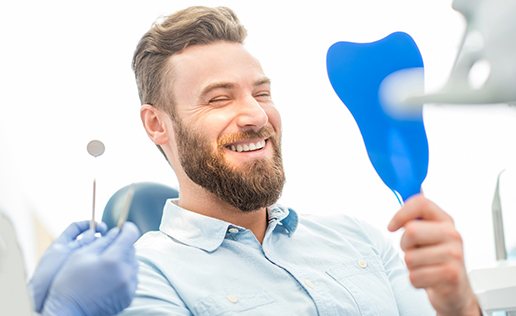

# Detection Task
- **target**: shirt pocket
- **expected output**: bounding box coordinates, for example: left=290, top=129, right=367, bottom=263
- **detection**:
left=326, top=253, right=399, bottom=316
left=192, top=290, right=275, bottom=316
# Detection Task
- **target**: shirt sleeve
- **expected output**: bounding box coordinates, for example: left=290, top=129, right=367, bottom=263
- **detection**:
left=355, top=218, right=436, bottom=316
left=117, top=254, right=191, bottom=316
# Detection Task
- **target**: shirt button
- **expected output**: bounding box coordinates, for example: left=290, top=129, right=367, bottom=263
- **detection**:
left=358, top=259, right=368, bottom=269
left=228, top=227, right=239, bottom=234
left=303, top=279, right=315, bottom=289
left=226, top=295, right=239, bottom=303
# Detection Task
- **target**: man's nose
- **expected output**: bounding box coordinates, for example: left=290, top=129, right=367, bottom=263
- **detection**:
left=235, top=96, right=268, bottom=131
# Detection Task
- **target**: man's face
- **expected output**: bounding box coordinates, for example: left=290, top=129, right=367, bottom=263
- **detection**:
left=168, top=41, right=285, bottom=212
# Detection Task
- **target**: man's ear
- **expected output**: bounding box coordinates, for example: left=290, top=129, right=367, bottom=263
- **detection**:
left=140, top=104, right=170, bottom=145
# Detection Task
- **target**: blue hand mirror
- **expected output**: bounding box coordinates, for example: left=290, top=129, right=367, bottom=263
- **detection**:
left=326, top=32, right=428, bottom=202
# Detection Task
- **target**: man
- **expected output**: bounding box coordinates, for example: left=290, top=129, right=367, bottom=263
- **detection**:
left=121, top=6, right=481, bottom=315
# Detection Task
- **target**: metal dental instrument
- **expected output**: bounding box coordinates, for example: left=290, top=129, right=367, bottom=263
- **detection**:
left=117, top=184, right=135, bottom=229
left=86, top=140, right=105, bottom=232
left=492, top=169, right=507, bottom=261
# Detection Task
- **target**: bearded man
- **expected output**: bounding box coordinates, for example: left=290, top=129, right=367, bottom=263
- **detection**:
left=120, top=6, right=481, bottom=316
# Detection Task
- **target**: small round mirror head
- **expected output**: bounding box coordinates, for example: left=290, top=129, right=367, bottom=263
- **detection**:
left=87, top=140, right=105, bottom=157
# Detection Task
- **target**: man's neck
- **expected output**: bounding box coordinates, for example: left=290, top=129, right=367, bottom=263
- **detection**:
left=177, top=184, right=268, bottom=243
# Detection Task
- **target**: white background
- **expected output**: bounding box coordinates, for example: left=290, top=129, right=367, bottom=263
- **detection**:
left=2, top=0, right=516, bottom=275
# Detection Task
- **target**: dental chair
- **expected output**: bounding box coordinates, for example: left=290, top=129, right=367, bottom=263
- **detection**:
left=101, top=182, right=179, bottom=234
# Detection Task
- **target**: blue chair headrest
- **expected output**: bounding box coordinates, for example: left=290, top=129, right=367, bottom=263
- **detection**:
left=102, top=182, right=179, bottom=234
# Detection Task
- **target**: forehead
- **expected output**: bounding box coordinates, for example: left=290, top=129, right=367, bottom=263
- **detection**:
left=168, top=42, right=268, bottom=99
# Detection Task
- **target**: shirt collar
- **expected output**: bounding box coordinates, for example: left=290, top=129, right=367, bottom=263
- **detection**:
left=267, top=205, right=298, bottom=236
left=159, top=199, right=229, bottom=252
left=159, top=199, right=299, bottom=252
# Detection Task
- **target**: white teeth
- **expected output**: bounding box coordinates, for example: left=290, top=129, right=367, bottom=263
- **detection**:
left=254, top=140, right=265, bottom=150
left=228, top=140, right=266, bottom=152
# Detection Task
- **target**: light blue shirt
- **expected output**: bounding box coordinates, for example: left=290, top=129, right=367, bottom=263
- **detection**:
left=120, top=200, right=435, bottom=315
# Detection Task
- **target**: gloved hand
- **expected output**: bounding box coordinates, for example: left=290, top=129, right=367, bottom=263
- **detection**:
left=28, top=221, right=107, bottom=312
left=41, top=222, right=140, bottom=316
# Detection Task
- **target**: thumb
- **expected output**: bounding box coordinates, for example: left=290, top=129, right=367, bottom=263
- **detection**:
left=55, top=221, right=91, bottom=244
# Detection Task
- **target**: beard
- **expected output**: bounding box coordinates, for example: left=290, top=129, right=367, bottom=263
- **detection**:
left=173, top=119, right=285, bottom=212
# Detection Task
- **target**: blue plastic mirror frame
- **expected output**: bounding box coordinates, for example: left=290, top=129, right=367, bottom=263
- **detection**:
left=326, top=32, right=428, bottom=202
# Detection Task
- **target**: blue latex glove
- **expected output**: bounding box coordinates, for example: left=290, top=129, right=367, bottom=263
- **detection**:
left=28, top=220, right=107, bottom=312
left=41, top=222, right=140, bottom=316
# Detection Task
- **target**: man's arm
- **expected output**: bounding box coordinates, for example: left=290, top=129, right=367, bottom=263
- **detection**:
left=388, top=194, right=481, bottom=316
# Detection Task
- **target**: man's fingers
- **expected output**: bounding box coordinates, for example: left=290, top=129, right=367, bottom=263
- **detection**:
left=400, top=221, right=461, bottom=251
left=404, top=243, right=464, bottom=269
left=408, top=263, right=464, bottom=289
left=388, top=194, right=452, bottom=232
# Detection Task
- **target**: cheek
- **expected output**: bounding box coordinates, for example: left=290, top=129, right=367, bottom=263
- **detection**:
left=185, top=113, right=224, bottom=138
left=207, top=110, right=236, bottom=127
left=199, top=109, right=238, bottom=139
left=266, top=107, right=282, bottom=133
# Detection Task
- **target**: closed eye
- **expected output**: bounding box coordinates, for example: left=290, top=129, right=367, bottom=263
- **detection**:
left=255, top=92, right=272, bottom=101
left=208, top=96, right=231, bottom=106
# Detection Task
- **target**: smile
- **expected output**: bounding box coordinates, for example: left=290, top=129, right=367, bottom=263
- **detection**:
left=226, top=139, right=266, bottom=152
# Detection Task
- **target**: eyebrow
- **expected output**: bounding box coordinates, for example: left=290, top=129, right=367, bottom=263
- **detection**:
left=254, top=77, right=271, bottom=87
left=199, top=77, right=271, bottom=98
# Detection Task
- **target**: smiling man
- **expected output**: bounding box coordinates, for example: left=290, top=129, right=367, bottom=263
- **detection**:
left=120, top=6, right=481, bottom=316
left=166, top=43, right=284, bottom=219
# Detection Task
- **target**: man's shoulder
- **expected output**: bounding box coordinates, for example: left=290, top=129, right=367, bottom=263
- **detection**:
left=295, top=211, right=386, bottom=245
left=135, top=230, right=167, bottom=245
left=134, top=230, right=178, bottom=255
left=298, top=212, right=366, bottom=232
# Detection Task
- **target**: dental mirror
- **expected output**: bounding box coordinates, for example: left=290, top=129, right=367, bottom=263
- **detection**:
left=87, top=140, right=105, bottom=231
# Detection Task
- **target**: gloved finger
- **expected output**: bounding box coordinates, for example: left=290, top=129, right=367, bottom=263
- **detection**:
left=95, top=222, right=108, bottom=235
left=55, top=221, right=107, bottom=244
left=103, top=222, right=140, bottom=256
left=54, top=221, right=91, bottom=244
left=67, top=229, right=98, bottom=249
left=117, top=222, right=141, bottom=246
left=79, top=226, right=121, bottom=254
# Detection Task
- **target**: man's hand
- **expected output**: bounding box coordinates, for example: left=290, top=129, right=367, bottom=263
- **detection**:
left=388, top=194, right=481, bottom=316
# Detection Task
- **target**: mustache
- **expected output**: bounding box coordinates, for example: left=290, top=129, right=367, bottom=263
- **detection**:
left=218, top=125, right=276, bottom=147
